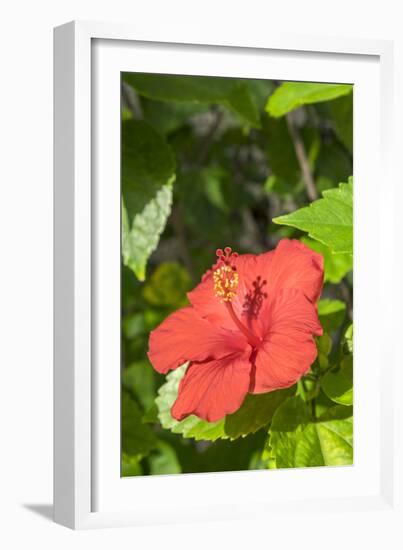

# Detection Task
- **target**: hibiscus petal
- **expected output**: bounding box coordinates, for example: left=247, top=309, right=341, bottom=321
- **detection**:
left=235, top=252, right=273, bottom=336
left=187, top=240, right=323, bottom=342
left=264, top=239, right=324, bottom=303
left=250, top=288, right=322, bottom=393
left=186, top=271, right=233, bottom=330
left=148, top=306, right=248, bottom=374
left=171, top=348, right=252, bottom=422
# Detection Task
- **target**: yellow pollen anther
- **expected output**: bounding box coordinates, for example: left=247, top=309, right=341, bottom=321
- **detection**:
left=213, top=265, right=239, bottom=302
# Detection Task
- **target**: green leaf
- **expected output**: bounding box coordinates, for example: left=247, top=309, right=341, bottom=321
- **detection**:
left=260, top=440, right=277, bottom=470
left=122, top=361, right=156, bottom=411
left=122, top=185, right=173, bottom=281
left=248, top=449, right=272, bottom=470
left=263, top=117, right=299, bottom=183
left=224, top=386, right=296, bottom=439
left=121, top=390, right=158, bottom=456
left=322, top=354, right=353, bottom=406
left=142, top=262, right=192, bottom=308
left=156, top=364, right=295, bottom=441
left=225, top=83, right=261, bottom=128
left=314, top=389, right=339, bottom=418
left=246, top=79, right=275, bottom=112
left=330, top=94, right=353, bottom=152
left=273, top=177, right=353, bottom=254
left=270, top=396, right=353, bottom=467
left=315, top=332, right=332, bottom=370
left=344, top=324, right=353, bottom=354
left=122, top=107, right=132, bottom=121
left=318, top=299, right=347, bottom=332
left=175, top=169, right=231, bottom=239
left=142, top=403, right=159, bottom=424
left=141, top=98, right=207, bottom=135
left=266, top=82, right=353, bottom=118
left=269, top=396, right=311, bottom=467
left=264, top=175, right=289, bottom=196
left=201, top=167, right=228, bottom=212
left=301, top=237, right=352, bottom=284
left=263, top=122, right=320, bottom=187
left=122, top=119, right=175, bottom=218
left=122, top=312, right=145, bottom=339
left=121, top=119, right=175, bottom=280
left=121, top=453, right=143, bottom=477
left=148, top=441, right=182, bottom=475
left=315, top=142, right=352, bottom=187
left=124, top=73, right=260, bottom=128
left=174, top=432, right=266, bottom=473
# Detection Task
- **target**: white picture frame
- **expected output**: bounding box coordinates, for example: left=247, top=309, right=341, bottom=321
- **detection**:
left=54, top=20, right=402, bottom=534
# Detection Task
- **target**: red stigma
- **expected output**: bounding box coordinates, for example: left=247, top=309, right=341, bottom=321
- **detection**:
left=215, top=246, right=238, bottom=269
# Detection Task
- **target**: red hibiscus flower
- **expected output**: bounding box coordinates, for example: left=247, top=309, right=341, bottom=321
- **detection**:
left=148, top=239, right=324, bottom=422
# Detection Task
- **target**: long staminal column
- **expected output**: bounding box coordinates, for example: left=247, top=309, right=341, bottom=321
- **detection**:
left=224, top=301, right=261, bottom=348
left=213, top=247, right=261, bottom=349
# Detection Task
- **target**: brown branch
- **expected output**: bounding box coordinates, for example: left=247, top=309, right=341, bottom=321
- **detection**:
left=339, top=280, right=353, bottom=321
left=286, top=111, right=319, bottom=202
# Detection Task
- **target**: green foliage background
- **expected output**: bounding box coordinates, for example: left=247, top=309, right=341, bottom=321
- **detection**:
left=121, top=73, right=353, bottom=476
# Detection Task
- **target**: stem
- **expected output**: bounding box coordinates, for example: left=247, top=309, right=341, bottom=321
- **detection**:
left=340, top=280, right=353, bottom=321
left=286, top=111, right=319, bottom=202
left=297, top=379, right=307, bottom=401
left=311, top=398, right=317, bottom=420
left=225, top=302, right=261, bottom=348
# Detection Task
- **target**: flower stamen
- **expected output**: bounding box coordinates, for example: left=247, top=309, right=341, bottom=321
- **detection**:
left=213, top=265, right=239, bottom=302
left=213, top=247, right=239, bottom=302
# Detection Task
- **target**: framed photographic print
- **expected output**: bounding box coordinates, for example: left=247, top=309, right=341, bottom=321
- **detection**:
left=54, top=21, right=402, bottom=535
